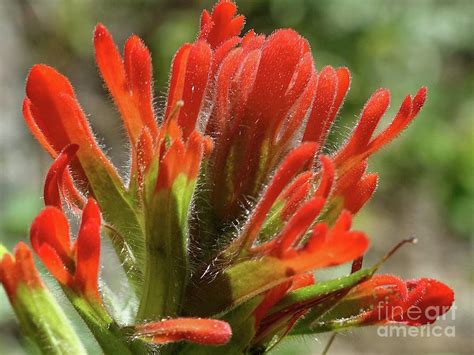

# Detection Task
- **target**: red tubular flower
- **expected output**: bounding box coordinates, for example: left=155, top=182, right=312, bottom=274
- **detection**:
left=134, top=318, right=232, bottom=346
left=30, top=198, right=102, bottom=300
left=0, top=242, right=43, bottom=300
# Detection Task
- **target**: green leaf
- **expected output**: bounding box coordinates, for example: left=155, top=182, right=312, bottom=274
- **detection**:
left=184, top=257, right=292, bottom=316
left=13, top=285, right=87, bottom=354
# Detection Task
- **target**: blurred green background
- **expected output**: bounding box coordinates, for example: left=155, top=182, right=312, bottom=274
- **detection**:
left=0, top=0, right=472, bottom=354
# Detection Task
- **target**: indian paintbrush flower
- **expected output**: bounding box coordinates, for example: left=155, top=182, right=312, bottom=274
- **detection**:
left=1, top=1, right=454, bottom=354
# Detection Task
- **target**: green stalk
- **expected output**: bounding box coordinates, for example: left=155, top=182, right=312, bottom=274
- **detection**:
left=11, top=285, right=86, bottom=354
left=137, top=175, right=195, bottom=320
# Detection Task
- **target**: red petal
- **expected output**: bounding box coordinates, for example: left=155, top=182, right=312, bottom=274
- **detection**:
left=206, top=47, right=245, bottom=135
left=36, top=243, right=72, bottom=286
left=23, top=98, right=56, bottom=157
left=210, top=36, right=242, bottom=75
left=336, top=88, right=391, bottom=164
left=335, top=160, right=368, bottom=192
left=176, top=41, right=212, bottom=139
left=367, top=87, right=427, bottom=156
left=277, top=71, right=318, bottom=146
left=254, top=281, right=292, bottom=328
left=325, top=67, right=351, bottom=137
left=280, top=171, right=313, bottom=220
left=246, top=30, right=310, bottom=133
left=124, top=35, right=158, bottom=137
left=290, top=273, right=315, bottom=291
left=286, top=211, right=369, bottom=271
left=156, top=131, right=204, bottom=192
left=165, top=43, right=192, bottom=121
left=135, top=127, right=154, bottom=187
left=25, top=65, right=75, bottom=152
left=342, top=275, right=454, bottom=326
left=314, top=155, right=335, bottom=199
left=30, top=206, right=73, bottom=279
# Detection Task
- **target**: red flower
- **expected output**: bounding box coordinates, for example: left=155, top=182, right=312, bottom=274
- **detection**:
left=30, top=198, right=102, bottom=300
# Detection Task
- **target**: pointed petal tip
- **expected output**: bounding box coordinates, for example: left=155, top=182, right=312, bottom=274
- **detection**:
left=93, top=23, right=109, bottom=40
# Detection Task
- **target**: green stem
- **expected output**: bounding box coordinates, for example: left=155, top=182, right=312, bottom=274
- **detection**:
left=12, top=286, right=86, bottom=354
left=138, top=176, right=195, bottom=320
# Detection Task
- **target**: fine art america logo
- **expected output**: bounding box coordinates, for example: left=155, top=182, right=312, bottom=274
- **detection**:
left=376, top=303, right=456, bottom=338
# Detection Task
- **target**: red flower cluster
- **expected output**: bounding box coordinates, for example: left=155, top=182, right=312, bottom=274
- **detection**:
left=0, top=1, right=454, bottom=353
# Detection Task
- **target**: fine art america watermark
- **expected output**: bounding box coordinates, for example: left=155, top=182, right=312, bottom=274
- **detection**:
left=376, top=304, right=456, bottom=338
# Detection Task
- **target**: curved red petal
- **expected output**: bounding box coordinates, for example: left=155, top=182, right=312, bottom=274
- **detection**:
left=30, top=206, right=72, bottom=272
left=43, top=144, right=80, bottom=209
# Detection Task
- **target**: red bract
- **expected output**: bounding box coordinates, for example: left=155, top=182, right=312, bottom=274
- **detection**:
left=199, top=0, right=245, bottom=49
left=135, top=318, right=232, bottom=346
left=94, top=24, right=158, bottom=147
left=23, top=65, right=121, bottom=195
left=30, top=198, right=102, bottom=300
left=205, top=29, right=317, bottom=220
left=315, top=275, right=454, bottom=329
left=0, top=242, right=43, bottom=300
